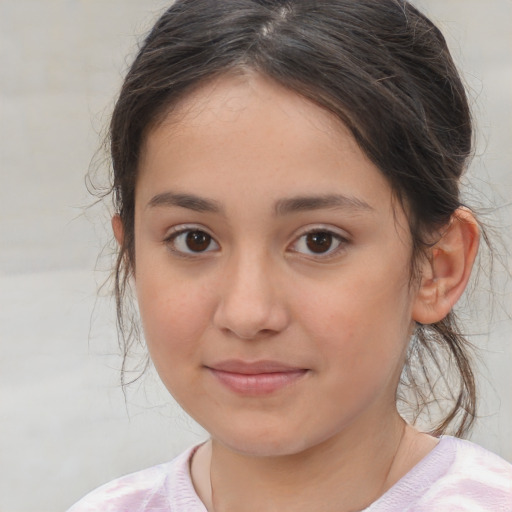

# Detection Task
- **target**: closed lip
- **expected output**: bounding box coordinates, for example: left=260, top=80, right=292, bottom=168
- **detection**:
left=205, top=360, right=309, bottom=395
left=205, top=359, right=308, bottom=374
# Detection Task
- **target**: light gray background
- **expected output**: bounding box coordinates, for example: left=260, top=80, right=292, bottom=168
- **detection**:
left=0, top=1, right=510, bottom=511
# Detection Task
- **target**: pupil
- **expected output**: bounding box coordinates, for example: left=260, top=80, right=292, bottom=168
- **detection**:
left=186, top=231, right=211, bottom=252
left=306, top=232, right=332, bottom=253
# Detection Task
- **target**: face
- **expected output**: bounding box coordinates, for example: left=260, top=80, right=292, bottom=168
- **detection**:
left=132, top=73, right=420, bottom=457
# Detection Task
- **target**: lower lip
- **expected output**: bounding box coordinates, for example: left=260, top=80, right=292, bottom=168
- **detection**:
left=207, top=368, right=308, bottom=395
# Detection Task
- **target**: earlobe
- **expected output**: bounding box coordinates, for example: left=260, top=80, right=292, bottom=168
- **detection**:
left=412, top=208, right=480, bottom=325
left=112, top=214, right=125, bottom=246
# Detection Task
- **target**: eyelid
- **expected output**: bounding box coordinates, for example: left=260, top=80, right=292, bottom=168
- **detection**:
left=163, top=223, right=212, bottom=238
left=163, top=223, right=220, bottom=256
left=288, top=224, right=351, bottom=259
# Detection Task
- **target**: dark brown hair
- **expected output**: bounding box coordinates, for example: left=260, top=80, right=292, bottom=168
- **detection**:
left=109, top=0, right=478, bottom=436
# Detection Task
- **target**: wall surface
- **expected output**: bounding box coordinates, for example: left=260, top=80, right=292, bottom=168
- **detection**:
left=0, top=1, right=510, bottom=511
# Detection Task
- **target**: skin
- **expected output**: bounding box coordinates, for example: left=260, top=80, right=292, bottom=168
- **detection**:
left=115, top=72, right=478, bottom=511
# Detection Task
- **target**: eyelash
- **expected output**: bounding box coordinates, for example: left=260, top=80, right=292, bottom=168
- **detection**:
left=164, top=225, right=220, bottom=257
left=163, top=225, right=349, bottom=260
left=288, top=227, right=349, bottom=260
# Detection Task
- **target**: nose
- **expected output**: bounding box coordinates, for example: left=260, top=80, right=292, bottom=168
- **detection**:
left=213, top=251, right=290, bottom=340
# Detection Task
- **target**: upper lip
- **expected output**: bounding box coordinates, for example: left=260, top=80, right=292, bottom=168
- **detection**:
left=206, top=360, right=306, bottom=374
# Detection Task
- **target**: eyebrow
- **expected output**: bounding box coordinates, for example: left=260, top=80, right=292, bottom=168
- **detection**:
left=274, top=194, right=373, bottom=216
left=146, top=191, right=373, bottom=216
left=147, top=192, right=223, bottom=213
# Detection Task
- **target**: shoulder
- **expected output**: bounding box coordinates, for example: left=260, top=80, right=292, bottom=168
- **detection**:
left=448, top=435, right=512, bottom=476
left=367, top=436, right=512, bottom=512
left=66, top=445, right=206, bottom=512
left=66, top=462, right=172, bottom=512
left=423, top=436, right=512, bottom=510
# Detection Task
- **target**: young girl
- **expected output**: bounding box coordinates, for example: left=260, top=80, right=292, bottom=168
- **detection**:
left=69, top=1, right=512, bottom=510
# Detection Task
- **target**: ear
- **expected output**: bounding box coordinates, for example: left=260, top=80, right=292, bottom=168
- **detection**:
left=412, top=207, right=479, bottom=325
left=112, top=214, right=124, bottom=246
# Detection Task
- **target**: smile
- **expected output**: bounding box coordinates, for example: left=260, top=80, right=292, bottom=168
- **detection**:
left=206, top=360, right=309, bottom=395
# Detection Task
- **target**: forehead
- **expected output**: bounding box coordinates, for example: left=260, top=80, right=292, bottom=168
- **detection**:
left=183, top=73, right=335, bottom=126
left=142, top=72, right=347, bottom=157
left=136, top=72, right=395, bottom=215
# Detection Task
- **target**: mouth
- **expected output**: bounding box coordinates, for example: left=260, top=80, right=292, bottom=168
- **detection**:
left=205, top=360, right=309, bottom=395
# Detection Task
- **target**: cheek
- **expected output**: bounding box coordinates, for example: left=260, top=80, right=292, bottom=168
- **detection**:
left=134, top=265, right=213, bottom=370
left=135, top=277, right=214, bottom=409
left=293, top=265, right=413, bottom=371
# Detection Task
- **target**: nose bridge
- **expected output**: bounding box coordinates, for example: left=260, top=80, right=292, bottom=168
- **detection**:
left=213, top=243, right=288, bottom=339
left=231, top=246, right=273, bottom=304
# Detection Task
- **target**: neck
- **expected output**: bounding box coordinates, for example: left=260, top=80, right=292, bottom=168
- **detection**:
left=193, top=411, right=432, bottom=512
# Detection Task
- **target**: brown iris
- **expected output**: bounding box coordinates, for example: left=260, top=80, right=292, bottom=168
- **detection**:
left=306, top=232, right=333, bottom=253
left=185, top=230, right=212, bottom=252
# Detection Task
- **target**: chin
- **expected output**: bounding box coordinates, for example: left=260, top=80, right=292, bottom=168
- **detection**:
left=221, top=437, right=305, bottom=458
left=209, top=422, right=325, bottom=459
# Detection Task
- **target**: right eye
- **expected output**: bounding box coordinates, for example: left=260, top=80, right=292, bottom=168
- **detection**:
left=165, top=228, right=220, bottom=255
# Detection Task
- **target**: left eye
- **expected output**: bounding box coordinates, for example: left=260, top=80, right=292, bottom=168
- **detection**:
left=291, top=230, right=346, bottom=257
left=165, top=229, right=219, bottom=255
